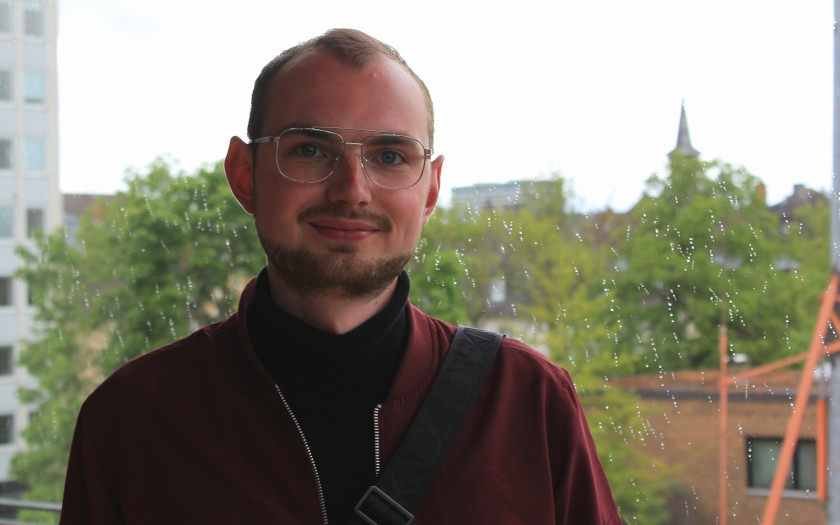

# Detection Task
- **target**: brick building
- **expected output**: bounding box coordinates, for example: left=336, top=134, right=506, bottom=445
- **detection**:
left=614, top=368, right=830, bottom=524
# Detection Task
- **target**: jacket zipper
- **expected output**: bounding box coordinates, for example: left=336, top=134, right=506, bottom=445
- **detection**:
left=273, top=384, right=329, bottom=525
left=373, top=404, right=383, bottom=477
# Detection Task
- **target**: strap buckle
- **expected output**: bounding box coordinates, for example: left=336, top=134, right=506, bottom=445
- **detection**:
left=354, top=486, right=415, bottom=525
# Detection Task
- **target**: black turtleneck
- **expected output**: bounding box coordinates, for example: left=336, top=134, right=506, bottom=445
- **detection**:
left=247, top=268, right=409, bottom=524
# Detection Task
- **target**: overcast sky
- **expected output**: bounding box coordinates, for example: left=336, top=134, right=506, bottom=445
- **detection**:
left=57, top=1, right=834, bottom=212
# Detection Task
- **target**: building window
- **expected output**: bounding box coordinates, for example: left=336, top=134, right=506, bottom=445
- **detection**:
left=26, top=208, right=43, bottom=236
left=23, top=70, right=45, bottom=103
left=24, top=139, right=45, bottom=172
left=747, top=437, right=817, bottom=492
left=0, top=207, right=10, bottom=237
left=0, top=346, right=12, bottom=376
left=0, top=71, right=10, bottom=101
left=0, top=139, right=10, bottom=169
left=0, top=415, right=13, bottom=445
left=0, top=277, right=10, bottom=306
left=0, top=2, right=10, bottom=34
left=23, top=4, right=43, bottom=37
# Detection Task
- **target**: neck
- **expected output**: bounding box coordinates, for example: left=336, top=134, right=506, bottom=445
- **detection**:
left=265, top=266, right=399, bottom=334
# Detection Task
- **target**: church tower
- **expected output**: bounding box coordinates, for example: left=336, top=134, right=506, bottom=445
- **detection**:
left=670, top=100, right=700, bottom=158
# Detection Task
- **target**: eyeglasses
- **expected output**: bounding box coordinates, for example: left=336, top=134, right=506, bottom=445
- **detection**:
left=251, top=126, right=432, bottom=190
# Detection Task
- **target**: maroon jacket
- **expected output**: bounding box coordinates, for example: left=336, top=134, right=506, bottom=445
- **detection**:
left=60, top=278, right=621, bottom=524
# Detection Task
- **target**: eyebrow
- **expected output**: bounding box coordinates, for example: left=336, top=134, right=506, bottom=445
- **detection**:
left=284, top=128, right=335, bottom=138
left=364, top=134, right=414, bottom=146
left=278, top=126, right=423, bottom=146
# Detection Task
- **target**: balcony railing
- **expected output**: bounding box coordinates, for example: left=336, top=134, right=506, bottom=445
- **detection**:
left=0, top=498, right=61, bottom=525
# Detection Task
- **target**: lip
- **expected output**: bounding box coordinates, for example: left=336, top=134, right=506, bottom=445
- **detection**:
left=308, top=218, right=380, bottom=241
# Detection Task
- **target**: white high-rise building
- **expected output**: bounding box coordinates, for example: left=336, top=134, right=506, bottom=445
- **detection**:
left=0, top=0, right=61, bottom=480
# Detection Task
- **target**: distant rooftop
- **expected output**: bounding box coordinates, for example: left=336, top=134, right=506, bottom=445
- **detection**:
left=450, top=181, right=523, bottom=211
left=63, top=193, right=111, bottom=216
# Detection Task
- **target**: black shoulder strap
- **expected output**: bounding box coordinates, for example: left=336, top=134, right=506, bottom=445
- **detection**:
left=350, top=326, right=504, bottom=525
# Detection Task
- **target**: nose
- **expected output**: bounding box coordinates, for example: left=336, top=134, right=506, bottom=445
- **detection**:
left=325, top=142, right=372, bottom=206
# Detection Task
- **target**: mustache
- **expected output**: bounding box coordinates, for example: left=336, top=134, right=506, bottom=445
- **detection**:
left=297, top=204, right=393, bottom=232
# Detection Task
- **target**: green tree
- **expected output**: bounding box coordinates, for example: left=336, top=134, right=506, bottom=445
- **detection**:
left=408, top=240, right=470, bottom=325
left=408, top=202, right=505, bottom=326
left=769, top=192, right=833, bottom=353
left=12, top=227, right=93, bottom=515
left=607, top=153, right=826, bottom=371
left=414, top=176, right=585, bottom=332
left=13, top=158, right=264, bottom=513
left=575, top=372, right=677, bottom=525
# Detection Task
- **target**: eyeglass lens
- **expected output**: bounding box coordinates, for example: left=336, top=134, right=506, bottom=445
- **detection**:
left=275, top=128, right=426, bottom=189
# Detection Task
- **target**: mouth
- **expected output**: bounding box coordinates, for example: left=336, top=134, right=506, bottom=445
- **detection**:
left=309, top=218, right=379, bottom=240
left=298, top=206, right=392, bottom=240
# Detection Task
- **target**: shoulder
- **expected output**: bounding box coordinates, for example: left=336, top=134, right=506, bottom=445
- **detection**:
left=493, top=335, right=579, bottom=405
left=82, top=314, right=240, bottom=411
left=118, top=316, right=234, bottom=378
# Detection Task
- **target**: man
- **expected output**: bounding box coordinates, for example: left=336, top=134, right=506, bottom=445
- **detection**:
left=60, top=29, right=620, bottom=524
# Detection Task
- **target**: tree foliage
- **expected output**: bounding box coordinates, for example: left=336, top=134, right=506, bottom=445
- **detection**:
left=606, top=153, right=828, bottom=371
left=575, top=372, right=676, bottom=525
left=13, top=158, right=264, bottom=507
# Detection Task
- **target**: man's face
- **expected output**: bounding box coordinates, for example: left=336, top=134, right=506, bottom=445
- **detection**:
left=240, top=50, right=442, bottom=299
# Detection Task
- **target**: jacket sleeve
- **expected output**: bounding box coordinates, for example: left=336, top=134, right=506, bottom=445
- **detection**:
left=551, top=367, right=622, bottom=525
left=59, top=401, right=123, bottom=525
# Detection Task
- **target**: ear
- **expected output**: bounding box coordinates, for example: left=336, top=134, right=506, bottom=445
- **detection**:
left=422, top=155, right=444, bottom=225
left=225, top=136, right=256, bottom=215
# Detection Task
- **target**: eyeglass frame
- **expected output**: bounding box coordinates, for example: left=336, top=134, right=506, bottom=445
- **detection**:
left=251, top=126, right=434, bottom=190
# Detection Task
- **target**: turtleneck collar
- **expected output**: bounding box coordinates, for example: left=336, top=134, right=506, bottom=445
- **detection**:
left=247, top=268, right=410, bottom=397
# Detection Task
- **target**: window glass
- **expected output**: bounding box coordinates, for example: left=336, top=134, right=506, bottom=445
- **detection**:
left=23, top=70, right=45, bottom=103
left=24, top=138, right=45, bottom=172
left=0, top=415, right=13, bottom=444
left=747, top=437, right=817, bottom=491
left=0, top=1, right=10, bottom=34
left=0, top=206, right=10, bottom=237
left=0, top=277, right=10, bottom=306
left=26, top=208, right=43, bottom=236
left=0, top=71, right=10, bottom=101
left=0, top=346, right=12, bottom=376
left=23, top=5, right=43, bottom=37
left=0, top=139, right=10, bottom=169
left=796, top=441, right=818, bottom=491
left=748, top=439, right=784, bottom=489
left=3, top=6, right=835, bottom=522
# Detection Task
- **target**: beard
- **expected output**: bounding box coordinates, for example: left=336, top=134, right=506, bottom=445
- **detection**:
left=256, top=203, right=412, bottom=299
left=260, top=238, right=411, bottom=299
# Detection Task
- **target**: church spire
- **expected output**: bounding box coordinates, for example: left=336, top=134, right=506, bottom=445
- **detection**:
left=671, top=100, right=700, bottom=158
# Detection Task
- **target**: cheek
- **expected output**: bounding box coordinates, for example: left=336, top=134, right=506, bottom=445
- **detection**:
left=253, top=189, right=296, bottom=233
left=254, top=175, right=299, bottom=215
left=395, top=202, right=429, bottom=240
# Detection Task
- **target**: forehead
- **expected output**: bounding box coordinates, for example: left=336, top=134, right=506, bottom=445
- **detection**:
left=262, top=50, right=429, bottom=140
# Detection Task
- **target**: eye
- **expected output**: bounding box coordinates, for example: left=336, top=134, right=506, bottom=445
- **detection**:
left=294, top=142, right=325, bottom=159
left=376, top=149, right=406, bottom=166
left=278, top=129, right=341, bottom=163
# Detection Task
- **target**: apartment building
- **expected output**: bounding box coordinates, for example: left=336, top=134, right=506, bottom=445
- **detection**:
left=0, top=0, right=61, bottom=480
